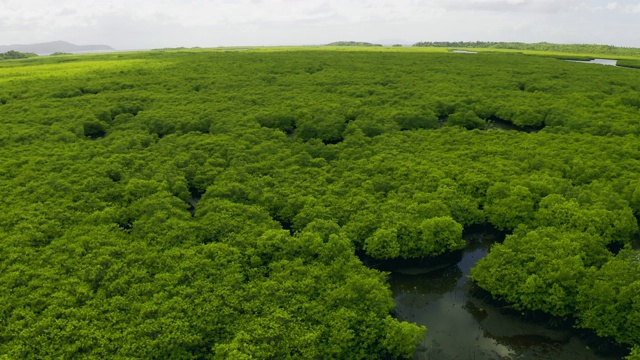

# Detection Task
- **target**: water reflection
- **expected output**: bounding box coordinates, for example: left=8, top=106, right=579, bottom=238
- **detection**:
left=566, top=59, right=618, bottom=66
left=388, top=229, right=621, bottom=360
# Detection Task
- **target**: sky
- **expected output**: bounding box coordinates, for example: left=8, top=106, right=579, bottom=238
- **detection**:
left=1, top=0, right=639, bottom=50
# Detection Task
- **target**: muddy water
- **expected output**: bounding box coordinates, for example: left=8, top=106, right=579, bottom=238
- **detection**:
left=388, top=230, right=622, bottom=360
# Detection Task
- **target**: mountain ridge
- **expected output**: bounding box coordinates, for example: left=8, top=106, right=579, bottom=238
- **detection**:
left=0, top=41, right=113, bottom=55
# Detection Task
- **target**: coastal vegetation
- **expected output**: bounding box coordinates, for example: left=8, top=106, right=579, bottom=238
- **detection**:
left=1, top=45, right=639, bottom=358
left=413, top=41, right=640, bottom=57
left=0, top=50, right=37, bottom=60
left=327, top=41, right=383, bottom=47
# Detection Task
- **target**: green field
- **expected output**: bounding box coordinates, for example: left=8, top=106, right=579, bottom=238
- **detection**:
left=1, top=46, right=640, bottom=359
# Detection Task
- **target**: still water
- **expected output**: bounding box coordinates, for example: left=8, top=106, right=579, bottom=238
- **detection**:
left=566, top=59, right=618, bottom=66
left=385, top=229, right=623, bottom=360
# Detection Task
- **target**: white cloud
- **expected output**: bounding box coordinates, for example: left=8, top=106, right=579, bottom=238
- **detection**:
left=626, top=3, right=640, bottom=12
left=436, top=0, right=587, bottom=13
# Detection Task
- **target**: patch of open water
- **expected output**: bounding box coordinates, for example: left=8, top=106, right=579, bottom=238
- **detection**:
left=566, top=59, right=618, bottom=66
left=387, top=228, right=624, bottom=360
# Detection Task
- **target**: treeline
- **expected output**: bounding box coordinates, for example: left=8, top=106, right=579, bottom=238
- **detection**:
left=413, top=41, right=640, bottom=56
left=0, top=48, right=639, bottom=358
left=0, top=50, right=38, bottom=60
left=327, top=41, right=382, bottom=47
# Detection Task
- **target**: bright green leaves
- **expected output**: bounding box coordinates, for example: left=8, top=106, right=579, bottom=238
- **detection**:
left=365, top=228, right=401, bottom=259
left=534, top=193, right=638, bottom=244
left=576, top=248, right=640, bottom=346
left=628, top=346, right=640, bottom=360
left=482, top=180, right=638, bottom=248
left=381, top=317, right=427, bottom=359
left=363, top=217, right=464, bottom=259
left=446, top=109, right=486, bottom=130
left=1, top=217, right=428, bottom=359
left=421, top=217, right=465, bottom=250
left=485, top=184, right=535, bottom=231
left=211, top=232, right=423, bottom=360
left=404, top=216, right=464, bottom=258
left=471, top=227, right=610, bottom=318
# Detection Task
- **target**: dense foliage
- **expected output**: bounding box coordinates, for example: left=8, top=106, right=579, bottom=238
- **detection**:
left=1, top=47, right=640, bottom=358
left=0, top=50, right=38, bottom=60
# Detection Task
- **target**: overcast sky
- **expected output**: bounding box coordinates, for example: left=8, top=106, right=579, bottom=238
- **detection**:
left=1, top=0, right=639, bottom=49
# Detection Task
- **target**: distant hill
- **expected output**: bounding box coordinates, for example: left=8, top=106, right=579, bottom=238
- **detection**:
left=0, top=41, right=113, bottom=55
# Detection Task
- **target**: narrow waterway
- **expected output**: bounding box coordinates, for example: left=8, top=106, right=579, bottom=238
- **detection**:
left=387, top=228, right=623, bottom=360
left=566, top=59, right=618, bottom=66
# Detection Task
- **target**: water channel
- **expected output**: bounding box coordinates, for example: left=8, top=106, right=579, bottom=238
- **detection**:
left=379, top=227, right=626, bottom=360
left=566, top=59, right=618, bottom=66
